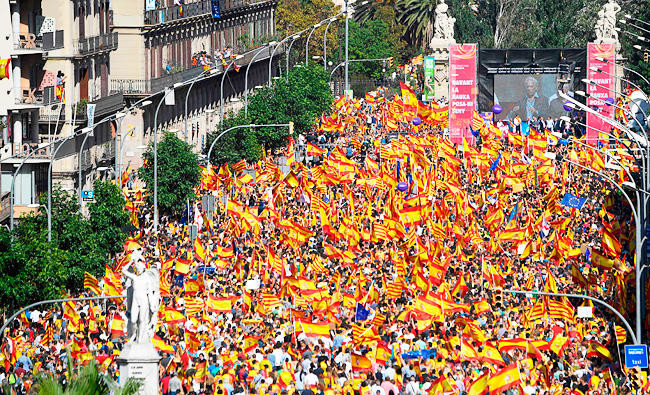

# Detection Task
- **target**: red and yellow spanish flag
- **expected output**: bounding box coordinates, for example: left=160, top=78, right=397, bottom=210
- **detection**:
left=152, top=334, right=175, bottom=354
left=294, top=319, right=330, bottom=338
left=467, top=371, right=489, bottom=395
left=351, top=353, right=372, bottom=372
left=307, top=142, right=324, bottom=157
left=0, top=59, right=11, bottom=80
left=488, top=364, right=521, bottom=393
left=161, top=307, right=186, bottom=325
left=174, top=258, right=191, bottom=276
left=207, top=296, right=235, bottom=313
left=110, top=314, right=126, bottom=336
left=193, top=238, right=206, bottom=263
left=83, top=272, right=101, bottom=296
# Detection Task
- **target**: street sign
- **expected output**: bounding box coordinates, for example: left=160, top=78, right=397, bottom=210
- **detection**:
left=87, top=103, right=96, bottom=128
left=188, top=224, right=198, bottom=241
left=81, top=190, right=94, bottom=201
left=625, top=345, right=648, bottom=369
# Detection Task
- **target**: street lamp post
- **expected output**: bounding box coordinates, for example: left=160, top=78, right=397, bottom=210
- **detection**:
left=269, top=36, right=293, bottom=86
left=9, top=139, right=59, bottom=232
left=115, top=99, right=153, bottom=186
left=285, top=35, right=301, bottom=83
left=245, top=43, right=276, bottom=117
left=206, top=123, right=291, bottom=173
left=344, top=0, right=349, bottom=92
left=563, top=156, right=644, bottom=344
left=323, top=17, right=339, bottom=70
left=220, top=55, right=244, bottom=129
left=152, top=87, right=180, bottom=234
left=184, top=68, right=219, bottom=143
left=305, top=23, right=323, bottom=65
left=48, top=134, right=76, bottom=242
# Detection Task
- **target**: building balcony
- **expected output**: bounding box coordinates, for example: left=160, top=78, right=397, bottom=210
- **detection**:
left=12, top=85, right=60, bottom=109
left=143, top=0, right=265, bottom=26
left=110, top=46, right=278, bottom=95
left=74, top=32, right=119, bottom=57
left=13, top=30, right=64, bottom=54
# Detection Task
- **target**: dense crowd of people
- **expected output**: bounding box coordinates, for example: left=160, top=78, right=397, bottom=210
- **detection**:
left=0, top=83, right=645, bottom=395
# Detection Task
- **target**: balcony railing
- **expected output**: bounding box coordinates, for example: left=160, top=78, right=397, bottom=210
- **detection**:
left=110, top=46, right=276, bottom=95
left=14, top=30, right=64, bottom=52
left=143, top=0, right=252, bottom=25
left=16, top=85, right=60, bottom=106
left=74, top=32, right=118, bottom=56
left=38, top=104, right=66, bottom=122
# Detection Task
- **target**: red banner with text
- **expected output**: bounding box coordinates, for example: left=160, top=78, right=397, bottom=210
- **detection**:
left=449, top=44, right=478, bottom=145
left=586, top=42, right=616, bottom=145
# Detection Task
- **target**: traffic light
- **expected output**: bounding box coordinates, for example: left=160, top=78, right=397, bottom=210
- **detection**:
left=645, top=52, right=649, bottom=63
left=289, top=121, right=294, bottom=135
left=493, top=287, right=504, bottom=310
left=387, top=57, right=394, bottom=67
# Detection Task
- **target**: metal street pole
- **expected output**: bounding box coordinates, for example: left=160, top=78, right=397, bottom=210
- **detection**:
left=344, top=0, right=349, bottom=92
left=184, top=68, right=218, bottom=143
left=0, top=295, right=123, bottom=342
left=48, top=135, right=76, bottom=242
left=305, top=23, right=323, bottom=65
left=269, top=36, right=293, bottom=86
left=245, top=44, right=276, bottom=117
left=502, top=290, right=639, bottom=345
left=206, top=123, right=291, bottom=173
left=323, top=17, right=339, bottom=70
left=286, top=35, right=301, bottom=83
left=115, top=99, right=153, bottom=186
left=564, top=158, right=643, bottom=344
left=153, top=88, right=178, bottom=234
left=77, top=127, right=94, bottom=208
left=220, top=55, right=244, bottom=129
left=9, top=139, right=59, bottom=232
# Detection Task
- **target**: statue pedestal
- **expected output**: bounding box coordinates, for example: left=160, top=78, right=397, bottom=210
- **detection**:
left=429, top=38, right=455, bottom=102
left=116, top=342, right=161, bottom=395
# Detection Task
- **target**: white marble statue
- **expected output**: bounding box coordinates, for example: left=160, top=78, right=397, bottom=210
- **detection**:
left=596, top=0, right=621, bottom=42
left=433, top=0, right=455, bottom=41
left=122, top=260, right=160, bottom=344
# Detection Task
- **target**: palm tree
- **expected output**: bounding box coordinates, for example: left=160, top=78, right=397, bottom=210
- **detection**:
left=395, top=0, right=438, bottom=49
left=34, top=360, right=142, bottom=395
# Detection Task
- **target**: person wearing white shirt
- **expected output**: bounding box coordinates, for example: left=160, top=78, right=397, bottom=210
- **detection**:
left=303, top=369, right=319, bottom=389
left=404, top=376, right=420, bottom=394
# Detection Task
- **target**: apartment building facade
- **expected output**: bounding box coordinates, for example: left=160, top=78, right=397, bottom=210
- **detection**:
left=0, top=0, right=120, bottom=223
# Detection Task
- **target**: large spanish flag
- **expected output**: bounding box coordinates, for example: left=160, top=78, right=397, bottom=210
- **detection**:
left=467, top=372, right=489, bottom=395
left=294, top=319, right=330, bottom=338
left=193, top=238, right=206, bottom=263
left=207, top=296, right=235, bottom=313
left=152, top=335, right=175, bottom=354
left=351, top=353, right=372, bottom=372
left=488, top=364, right=521, bottom=393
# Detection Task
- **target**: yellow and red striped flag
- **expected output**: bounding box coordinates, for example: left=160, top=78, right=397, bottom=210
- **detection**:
left=83, top=272, right=101, bottom=296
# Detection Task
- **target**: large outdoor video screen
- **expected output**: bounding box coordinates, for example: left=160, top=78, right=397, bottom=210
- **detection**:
left=494, top=74, right=573, bottom=121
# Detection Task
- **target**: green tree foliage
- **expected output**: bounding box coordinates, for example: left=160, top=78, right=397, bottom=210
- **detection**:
left=35, top=360, right=142, bottom=395
left=353, top=2, right=412, bottom=63
left=138, top=132, right=201, bottom=217
left=276, top=0, right=341, bottom=63
left=204, top=111, right=262, bottom=166
left=88, top=180, right=131, bottom=258
left=205, top=64, right=332, bottom=167
left=0, top=185, right=130, bottom=312
left=348, top=19, right=398, bottom=79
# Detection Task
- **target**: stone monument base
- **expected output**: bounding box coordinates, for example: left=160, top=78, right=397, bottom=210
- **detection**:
left=429, top=38, right=455, bottom=102
left=116, top=342, right=161, bottom=395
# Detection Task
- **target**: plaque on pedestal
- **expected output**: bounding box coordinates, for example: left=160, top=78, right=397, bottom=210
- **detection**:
left=116, top=342, right=161, bottom=395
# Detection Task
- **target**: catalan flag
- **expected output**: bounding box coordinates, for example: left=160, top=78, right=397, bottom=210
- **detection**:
left=615, top=325, right=627, bottom=343
left=83, top=272, right=101, bottom=296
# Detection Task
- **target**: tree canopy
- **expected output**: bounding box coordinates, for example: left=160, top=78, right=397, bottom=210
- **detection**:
left=205, top=64, right=333, bottom=166
left=138, top=132, right=201, bottom=217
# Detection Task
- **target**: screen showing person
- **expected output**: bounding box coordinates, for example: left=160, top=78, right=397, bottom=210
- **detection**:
left=493, top=74, right=561, bottom=121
